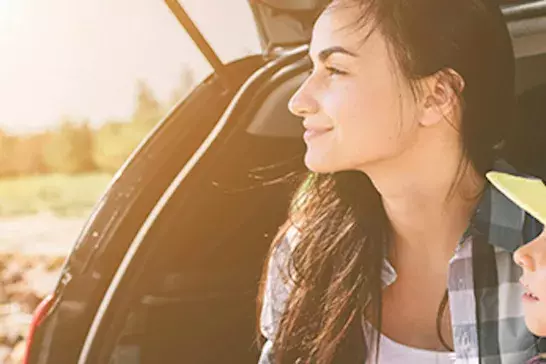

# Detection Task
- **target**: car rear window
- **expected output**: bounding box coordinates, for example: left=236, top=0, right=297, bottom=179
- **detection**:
left=178, top=0, right=263, bottom=62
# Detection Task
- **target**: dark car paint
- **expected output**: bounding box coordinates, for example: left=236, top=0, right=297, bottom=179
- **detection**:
left=27, top=1, right=546, bottom=363
left=27, top=56, right=265, bottom=364
left=77, top=47, right=310, bottom=364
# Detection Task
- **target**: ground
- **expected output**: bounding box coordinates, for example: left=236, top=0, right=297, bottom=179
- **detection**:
left=0, top=173, right=111, bottom=363
left=0, top=173, right=111, bottom=218
left=0, top=213, right=86, bottom=256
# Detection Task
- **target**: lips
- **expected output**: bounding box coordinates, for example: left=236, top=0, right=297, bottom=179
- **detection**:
left=523, top=291, right=540, bottom=302
left=521, top=279, right=540, bottom=302
left=302, top=121, right=333, bottom=142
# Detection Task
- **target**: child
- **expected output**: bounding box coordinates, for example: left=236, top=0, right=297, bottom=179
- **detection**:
left=487, top=171, right=546, bottom=363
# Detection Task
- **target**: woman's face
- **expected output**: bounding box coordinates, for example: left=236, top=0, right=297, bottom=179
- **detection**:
left=514, top=228, right=546, bottom=336
left=288, top=3, right=420, bottom=174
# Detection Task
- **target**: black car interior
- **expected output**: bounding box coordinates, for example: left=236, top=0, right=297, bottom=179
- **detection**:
left=92, top=50, right=308, bottom=364
left=98, top=18, right=546, bottom=364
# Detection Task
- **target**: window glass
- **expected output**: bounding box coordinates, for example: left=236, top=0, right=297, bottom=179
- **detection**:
left=0, top=0, right=262, bottom=136
left=179, top=0, right=262, bottom=63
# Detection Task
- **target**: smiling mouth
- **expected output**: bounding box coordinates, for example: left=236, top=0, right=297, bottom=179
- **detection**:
left=523, top=291, right=540, bottom=302
left=304, top=129, right=330, bottom=140
left=521, top=280, right=540, bottom=302
left=302, top=126, right=333, bottom=142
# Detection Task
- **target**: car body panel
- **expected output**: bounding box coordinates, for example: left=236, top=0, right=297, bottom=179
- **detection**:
left=27, top=56, right=265, bottom=364
left=27, top=1, right=546, bottom=363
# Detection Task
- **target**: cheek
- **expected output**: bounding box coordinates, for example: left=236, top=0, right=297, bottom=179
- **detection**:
left=519, top=236, right=546, bottom=271
left=533, top=269, right=546, bottom=299
left=524, top=312, right=546, bottom=337
left=324, top=80, right=413, bottom=153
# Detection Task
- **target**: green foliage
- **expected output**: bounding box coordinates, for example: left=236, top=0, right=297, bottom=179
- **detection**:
left=92, top=120, right=150, bottom=173
left=169, top=64, right=196, bottom=107
left=0, top=66, right=197, bottom=178
left=132, top=80, right=164, bottom=129
left=43, top=118, right=96, bottom=174
left=93, top=80, right=164, bottom=172
left=0, top=133, right=20, bottom=176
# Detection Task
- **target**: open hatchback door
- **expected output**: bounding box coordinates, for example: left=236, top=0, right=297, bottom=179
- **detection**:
left=25, top=1, right=546, bottom=363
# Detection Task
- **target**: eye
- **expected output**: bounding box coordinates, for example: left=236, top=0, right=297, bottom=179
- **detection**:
left=325, top=66, right=348, bottom=76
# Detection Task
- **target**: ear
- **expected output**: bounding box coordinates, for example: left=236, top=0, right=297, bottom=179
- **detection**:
left=419, top=69, right=465, bottom=127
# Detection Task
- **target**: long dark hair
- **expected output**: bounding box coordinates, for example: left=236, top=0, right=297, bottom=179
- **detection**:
left=259, top=0, right=515, bottom=363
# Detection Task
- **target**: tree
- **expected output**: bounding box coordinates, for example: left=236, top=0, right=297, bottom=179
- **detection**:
left=132, top=80, right=164, bottom=131
left=169, top=64, right=196, bottom=107
left=92, top=119, right=148, bottom=173
left=93, top=81, right=166, bottom=173
left=43, top=118, right=96, bottom=174
left=14, top=133, right=49, bottom=175
left=0, top=129, right=18, bottom=176
left=0, top=129, right=48, bottom=176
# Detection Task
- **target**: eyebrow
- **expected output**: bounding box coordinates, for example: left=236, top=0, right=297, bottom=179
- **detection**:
left=316, top=46, right=358, bottom=63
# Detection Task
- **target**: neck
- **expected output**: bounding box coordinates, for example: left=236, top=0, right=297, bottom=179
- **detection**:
left=361, top=133, right=485, bottom=264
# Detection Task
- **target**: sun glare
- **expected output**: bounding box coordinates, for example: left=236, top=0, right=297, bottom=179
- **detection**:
left=0, top=0, right=22, bottom=27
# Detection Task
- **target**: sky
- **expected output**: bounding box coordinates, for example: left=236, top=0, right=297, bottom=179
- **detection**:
left=0, top=0, right=262, bottom=134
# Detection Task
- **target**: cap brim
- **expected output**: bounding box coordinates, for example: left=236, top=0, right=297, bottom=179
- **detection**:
left=486, top=171, right=546, bottom=226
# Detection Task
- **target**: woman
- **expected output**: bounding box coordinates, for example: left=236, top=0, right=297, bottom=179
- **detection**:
left=258, top=0, right=537, bottom=363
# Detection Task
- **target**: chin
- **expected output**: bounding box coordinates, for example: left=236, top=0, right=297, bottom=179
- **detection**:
left=524, top=312, right=546, bottom=337
left=303, top=148, right=378, bottom=174
left=304, top=153, right=341, bottom=173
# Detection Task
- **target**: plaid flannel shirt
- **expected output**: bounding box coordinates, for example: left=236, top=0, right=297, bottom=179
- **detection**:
left=259, top=160, right=541, bottom=364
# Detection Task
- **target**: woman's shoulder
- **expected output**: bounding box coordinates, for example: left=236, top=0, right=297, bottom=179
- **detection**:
left=283, top=224, right=300, bottom=251
left=260, top=225, right=300, bottom=338
left=267, top=225, right=300, bottom=286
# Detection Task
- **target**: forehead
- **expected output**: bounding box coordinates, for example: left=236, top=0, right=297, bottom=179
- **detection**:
left=309, top=3, right=370, bottom=58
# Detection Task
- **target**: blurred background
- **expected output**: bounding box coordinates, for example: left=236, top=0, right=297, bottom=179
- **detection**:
left=0, top=0, right=261, bottom=361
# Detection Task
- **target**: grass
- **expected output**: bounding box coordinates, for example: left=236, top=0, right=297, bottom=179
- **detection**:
left=0, top=173, right=113, bottom=217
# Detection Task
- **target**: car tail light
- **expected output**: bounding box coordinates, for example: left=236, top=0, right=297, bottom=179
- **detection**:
left=23, top=294, right=55, bottom=364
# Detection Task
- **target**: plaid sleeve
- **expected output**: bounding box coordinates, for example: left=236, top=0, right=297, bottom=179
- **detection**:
left=258, top=229, right=297, bottom=363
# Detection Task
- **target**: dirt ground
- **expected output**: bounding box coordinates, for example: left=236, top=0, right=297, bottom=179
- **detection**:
left=0, top=214, right=84, bottom=363
left=0, top=213, right=86, bottom=256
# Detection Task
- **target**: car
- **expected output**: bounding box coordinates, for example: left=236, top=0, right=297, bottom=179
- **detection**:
left=24, top=0, right=546, bottom=363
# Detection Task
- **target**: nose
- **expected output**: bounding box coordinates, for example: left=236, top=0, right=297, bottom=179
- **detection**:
left=514, top=230, right=546, bottom=272
left=288, top=76, right=319, bottom=118
left=514, top=243, right=536, bottom=272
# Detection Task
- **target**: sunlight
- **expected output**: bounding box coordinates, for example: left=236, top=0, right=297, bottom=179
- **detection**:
left=0, top=0, right=260, bottom=134
left=0, top=0, right=24, bottom=28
